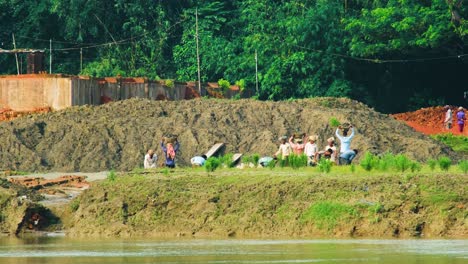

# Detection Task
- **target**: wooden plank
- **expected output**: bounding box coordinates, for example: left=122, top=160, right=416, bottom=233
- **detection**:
left=232, top=153, right=242, bottom=164
left=205, top=143, right=224, bottom=158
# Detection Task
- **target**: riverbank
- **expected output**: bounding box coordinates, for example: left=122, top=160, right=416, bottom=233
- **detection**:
left=55, top=168, right=467, bottom=239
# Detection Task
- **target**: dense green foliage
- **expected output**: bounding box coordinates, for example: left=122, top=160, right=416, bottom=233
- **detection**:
left=1, top=0, right=467, bottom=112
left=432, top=134, right=468, bottom=152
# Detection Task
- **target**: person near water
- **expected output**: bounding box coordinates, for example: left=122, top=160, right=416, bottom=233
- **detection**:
left=335, top=125, right=357, bottom=164
left=456, top=107, right=466, bottom=133
left=161, top=138, right=180, bottom=168
left=444, top=105, right=453, bottom=130
left=304, top=135, right=318, bottom=165
left=316, top=137, right=337, bottom=163
left=274, top=136, right=292, bottom=161
left=191, top=154, right=207, bottom=167
left=143, top=149, right=158, bottom=169
left=289, top=133, right=306, bottom=155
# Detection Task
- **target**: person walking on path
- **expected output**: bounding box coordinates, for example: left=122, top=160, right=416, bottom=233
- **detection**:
left=444, top=105, right=453, bottom=130
left=456, top=107, right=466, bottom=133
left=161, top=138, right=180, bottom=168
left=335, top=125, right=357, bottom=164
left=143, top=149, right=158, bottom=169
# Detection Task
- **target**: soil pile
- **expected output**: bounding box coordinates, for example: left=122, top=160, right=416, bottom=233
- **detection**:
left=0, top=98, right=457, bottom=172
left=392, top=106, right=465, bottom=135
left=0, top=107, right=51, bottom=122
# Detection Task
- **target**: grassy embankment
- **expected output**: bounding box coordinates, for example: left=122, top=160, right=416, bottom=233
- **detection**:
left=432, top=134, right=468, bottom=153
left=63, top=164, right=467, bottom=239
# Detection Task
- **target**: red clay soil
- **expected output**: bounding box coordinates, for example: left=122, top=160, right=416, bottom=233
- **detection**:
left=0, top=107, right=51, bottom=122
left=8, top=175, right=89, bottom=189
left=392, top=106, right=466, bottom=136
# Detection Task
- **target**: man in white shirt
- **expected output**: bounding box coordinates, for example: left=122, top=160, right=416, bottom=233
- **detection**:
left=304, top=135, right=318, bottom=165
left=144, top=149, right=157, bottom=169
left=336, top=125, right=357, bottom=164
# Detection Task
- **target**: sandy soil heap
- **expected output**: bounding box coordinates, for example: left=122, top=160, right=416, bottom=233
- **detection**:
left=0, top=98, right=457, bottom=172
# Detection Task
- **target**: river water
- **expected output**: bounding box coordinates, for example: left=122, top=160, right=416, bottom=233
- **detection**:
left=0, top=236, right=466, bottom=264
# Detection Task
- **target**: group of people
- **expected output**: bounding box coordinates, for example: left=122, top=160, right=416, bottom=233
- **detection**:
left=144, top=126, right=358, bottom=169
left=444, top=106, right=466, bottom=133
left=272, top=125, right=358, bottom=166
left=144, top=138, right=180, bottom=169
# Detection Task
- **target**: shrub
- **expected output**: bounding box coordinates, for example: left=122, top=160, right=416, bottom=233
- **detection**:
left=218, top=78, right=230, bottom=92
left=410, top=161, right=422, bottom=172
left=360, top=152, right=377, bottom=171
left=377, top=152, right=395, bottom=171
left=252, top=154, right=260, bottom=165
left=242, top=155, right=253, bottom=164
left=350, top=164, right=356, bottom=173
left=268, top=159, right=276, bottom=170
left=318, top=158, right=332, bottom=173
left=107, top=170, right=116, bottom=181
left=394, top=154, right=412, bottom=172
left=205, top=157, right=221, bottom=172
left=329, top=117, right=341, bottom=128
left=288, top=154, right=308, bottom=170
left=427, top=159, right=437, bottom=171
left=164, top=79, right=174, bottom=88
left=220, top=153, right=234, bottom=168
left=438, top=156, right=452, bottom=171
left=458, top=160, right=468, bottom=173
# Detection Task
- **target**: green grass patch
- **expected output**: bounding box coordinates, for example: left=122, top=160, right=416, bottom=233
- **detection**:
left=431, top=134, right=468, bottom=153
left=301, top=201, right=357, bottom=231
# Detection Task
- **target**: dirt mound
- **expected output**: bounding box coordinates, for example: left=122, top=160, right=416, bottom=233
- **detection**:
left=392, top=106, right=465, bottom=135
left=0, top=98, right=458, bottom=172
left=0, top=107, right=51, bottom=122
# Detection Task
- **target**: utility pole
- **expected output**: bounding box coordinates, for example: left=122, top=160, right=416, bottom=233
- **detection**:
left=255, top=49, right=259, bottom=95
left=195, top=8, right=202, bottom=95
left=12, top=34, right=19, bottom=75
left=49, top=39, right=52, bottom=74
left=80, top=48, right=83, bottom=73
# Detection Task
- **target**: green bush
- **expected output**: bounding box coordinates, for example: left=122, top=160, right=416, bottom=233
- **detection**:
left=431, top=134, right=468, bottom=153
left=438, top=156, right=452, bottom=171
left=218, top=78, right=230, bottom=92
left=360, top=152, right=377, bottom=171
left=252, top=154, right=260, bottom=165
left=410, top=161, right=422, bottom=172
left=220, top=153, right=234, bottom=168
left=394, top=154, right=412, bottom=172
left=164, top=79, right=174, bottom=88
left=205, top=157, right=221, bottom=172
left=107, top=170, right=116, bottom=181
left=241, top=155, right=253, bottom=164
left=377, top=152, right=395, bottom=171
left=458, top=160, right=468, bottom=173
left=350, top=164, right=356, bottom=173
left=318, top=158, right=332, bottom=173
left=329, top=117, right=341, bottom=128
left=288, top=154, right=308, bottom=170
left=427, top=159, right=437, bottom=171
left=268, top=159, right=276, bottom=170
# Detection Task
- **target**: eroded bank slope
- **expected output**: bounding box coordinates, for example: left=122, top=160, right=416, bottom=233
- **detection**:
left=64, top=169, right=467, bottom=238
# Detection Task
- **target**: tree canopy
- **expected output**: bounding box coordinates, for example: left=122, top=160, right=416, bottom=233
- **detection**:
left=0, top=0, right=467, bottom=113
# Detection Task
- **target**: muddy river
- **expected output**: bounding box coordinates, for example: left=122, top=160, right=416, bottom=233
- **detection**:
left=0, top=236, right=466, bottom=263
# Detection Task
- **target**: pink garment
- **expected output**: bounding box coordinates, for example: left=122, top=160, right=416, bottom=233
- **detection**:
left=167, top=144, right=176, bottom=159
left=289, top=137, right=305, bottom=155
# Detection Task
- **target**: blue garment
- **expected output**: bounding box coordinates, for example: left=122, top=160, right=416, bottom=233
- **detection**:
left=191, top=156, right=206, bottom=166
left=161, top=141, right=180, bottom=167
left=339, top=150, right=356, bottom=163
left=335, top=128, right=355, bottom=153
